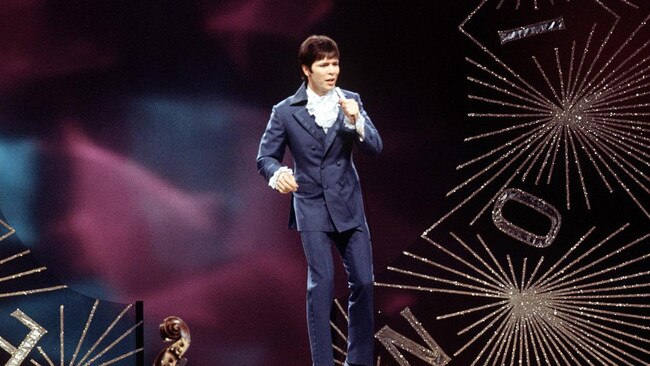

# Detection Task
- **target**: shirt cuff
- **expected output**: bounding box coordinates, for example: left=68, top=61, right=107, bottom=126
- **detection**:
left=343, top=114, right=366, bottom=141
left=269, top=166, right=293, bottom=189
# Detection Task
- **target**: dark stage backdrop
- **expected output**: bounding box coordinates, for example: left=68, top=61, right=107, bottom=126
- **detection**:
left=0, top=1, right=648, bottom=365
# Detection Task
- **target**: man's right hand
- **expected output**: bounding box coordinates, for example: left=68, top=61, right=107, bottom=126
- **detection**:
left=276, top=172, right=298, bottom=194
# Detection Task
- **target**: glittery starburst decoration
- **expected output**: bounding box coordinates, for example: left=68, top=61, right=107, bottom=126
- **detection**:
left=0, top=250, right=67, bottom=298
left=0, top=219, right=67, bottom=298
left=432, top=10, right=650, bottom=232
left=377, top=223, right=650, bottom=365
left=31, top=300, right=142, bottom=366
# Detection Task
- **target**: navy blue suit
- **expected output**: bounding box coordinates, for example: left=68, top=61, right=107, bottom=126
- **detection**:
left=257, top=83, right=382, bottom=365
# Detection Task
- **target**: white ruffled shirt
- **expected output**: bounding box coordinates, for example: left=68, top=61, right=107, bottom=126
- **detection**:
left=269, top=86, right=366, bottom=189
left=306, top=86, right=365, bottom=136
left=306, top=87, right=340, bottom=133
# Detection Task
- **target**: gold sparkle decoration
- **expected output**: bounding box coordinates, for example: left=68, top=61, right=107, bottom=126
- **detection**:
left=377, top=224, right=650, bottom=365
left=0, top=218, right=66, bottom=297
left=31, top=300, right=143, bottom=366
left=0, top=250, right=67, bottom=298
left=430, top=5, right=650, bottom=232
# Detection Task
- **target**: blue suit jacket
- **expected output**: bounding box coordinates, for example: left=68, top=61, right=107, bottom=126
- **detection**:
left=257, top=84, right=382, bottom=232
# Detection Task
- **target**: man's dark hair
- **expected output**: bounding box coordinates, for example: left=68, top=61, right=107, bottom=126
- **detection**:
left=298, top=35, right=339, bottom=80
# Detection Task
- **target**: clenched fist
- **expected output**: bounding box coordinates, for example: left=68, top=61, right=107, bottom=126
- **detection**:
left=276, top=171, right=298, bottom=194
left=339, top=98, right=360, bottom=124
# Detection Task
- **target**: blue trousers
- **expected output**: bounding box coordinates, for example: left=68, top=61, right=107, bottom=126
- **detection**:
left=300, top=228, right=374, bottom=366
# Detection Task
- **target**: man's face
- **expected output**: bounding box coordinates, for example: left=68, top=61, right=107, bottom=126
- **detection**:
left=302, top=57, right=340, bottom=96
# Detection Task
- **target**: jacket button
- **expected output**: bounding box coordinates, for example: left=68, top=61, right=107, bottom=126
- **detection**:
left=311, top=146, right=316, bottom=151
left=336, top=161, right=341, bottom=166
left=324, top=185, right=328, bottom=190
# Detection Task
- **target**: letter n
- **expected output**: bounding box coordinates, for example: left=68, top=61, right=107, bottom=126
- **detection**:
left=375, top=307, right=450, bottom=366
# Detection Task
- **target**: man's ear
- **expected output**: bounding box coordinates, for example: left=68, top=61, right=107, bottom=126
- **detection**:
left=301, top=65, right=311, bottom=78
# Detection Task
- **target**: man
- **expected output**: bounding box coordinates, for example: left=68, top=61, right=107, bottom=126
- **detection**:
left=256, top=35, right=382, bottom=366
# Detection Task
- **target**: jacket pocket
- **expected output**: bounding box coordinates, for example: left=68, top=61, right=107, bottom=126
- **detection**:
left=294, top=181, right=320, bottom=198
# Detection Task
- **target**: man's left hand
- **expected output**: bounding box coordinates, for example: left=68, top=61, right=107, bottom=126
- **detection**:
left=339, top=98, right=360, bottom=124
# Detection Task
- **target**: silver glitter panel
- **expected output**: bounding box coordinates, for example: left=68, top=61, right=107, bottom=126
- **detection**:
left=498, top=17, right=566, bottom=44
left=492, top=188, right=561, bottom=248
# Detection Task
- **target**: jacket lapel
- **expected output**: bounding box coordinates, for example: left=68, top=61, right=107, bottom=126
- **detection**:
left=289, top=83, right=327, bottom=145
left=323, top=111, right=343, bottom=154
left=293, top=108, right=326, bottom=145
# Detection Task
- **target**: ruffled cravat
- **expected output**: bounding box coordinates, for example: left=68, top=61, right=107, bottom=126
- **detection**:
left=306, top=87, right=340, bottom=133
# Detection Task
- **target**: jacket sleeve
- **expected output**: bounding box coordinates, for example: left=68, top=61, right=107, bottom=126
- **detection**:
left=354, top=95, right=383, bottom=156
left=256, top=105, right=288, bottom=182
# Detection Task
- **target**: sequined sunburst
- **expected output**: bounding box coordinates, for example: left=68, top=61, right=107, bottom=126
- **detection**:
left=377, top=224, right=650, bottom=365
left=31, top=300, right=142, bottom=366
left=0, top=219, right=67, bottom=298
left=434, top=11, right=650, bottom=232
